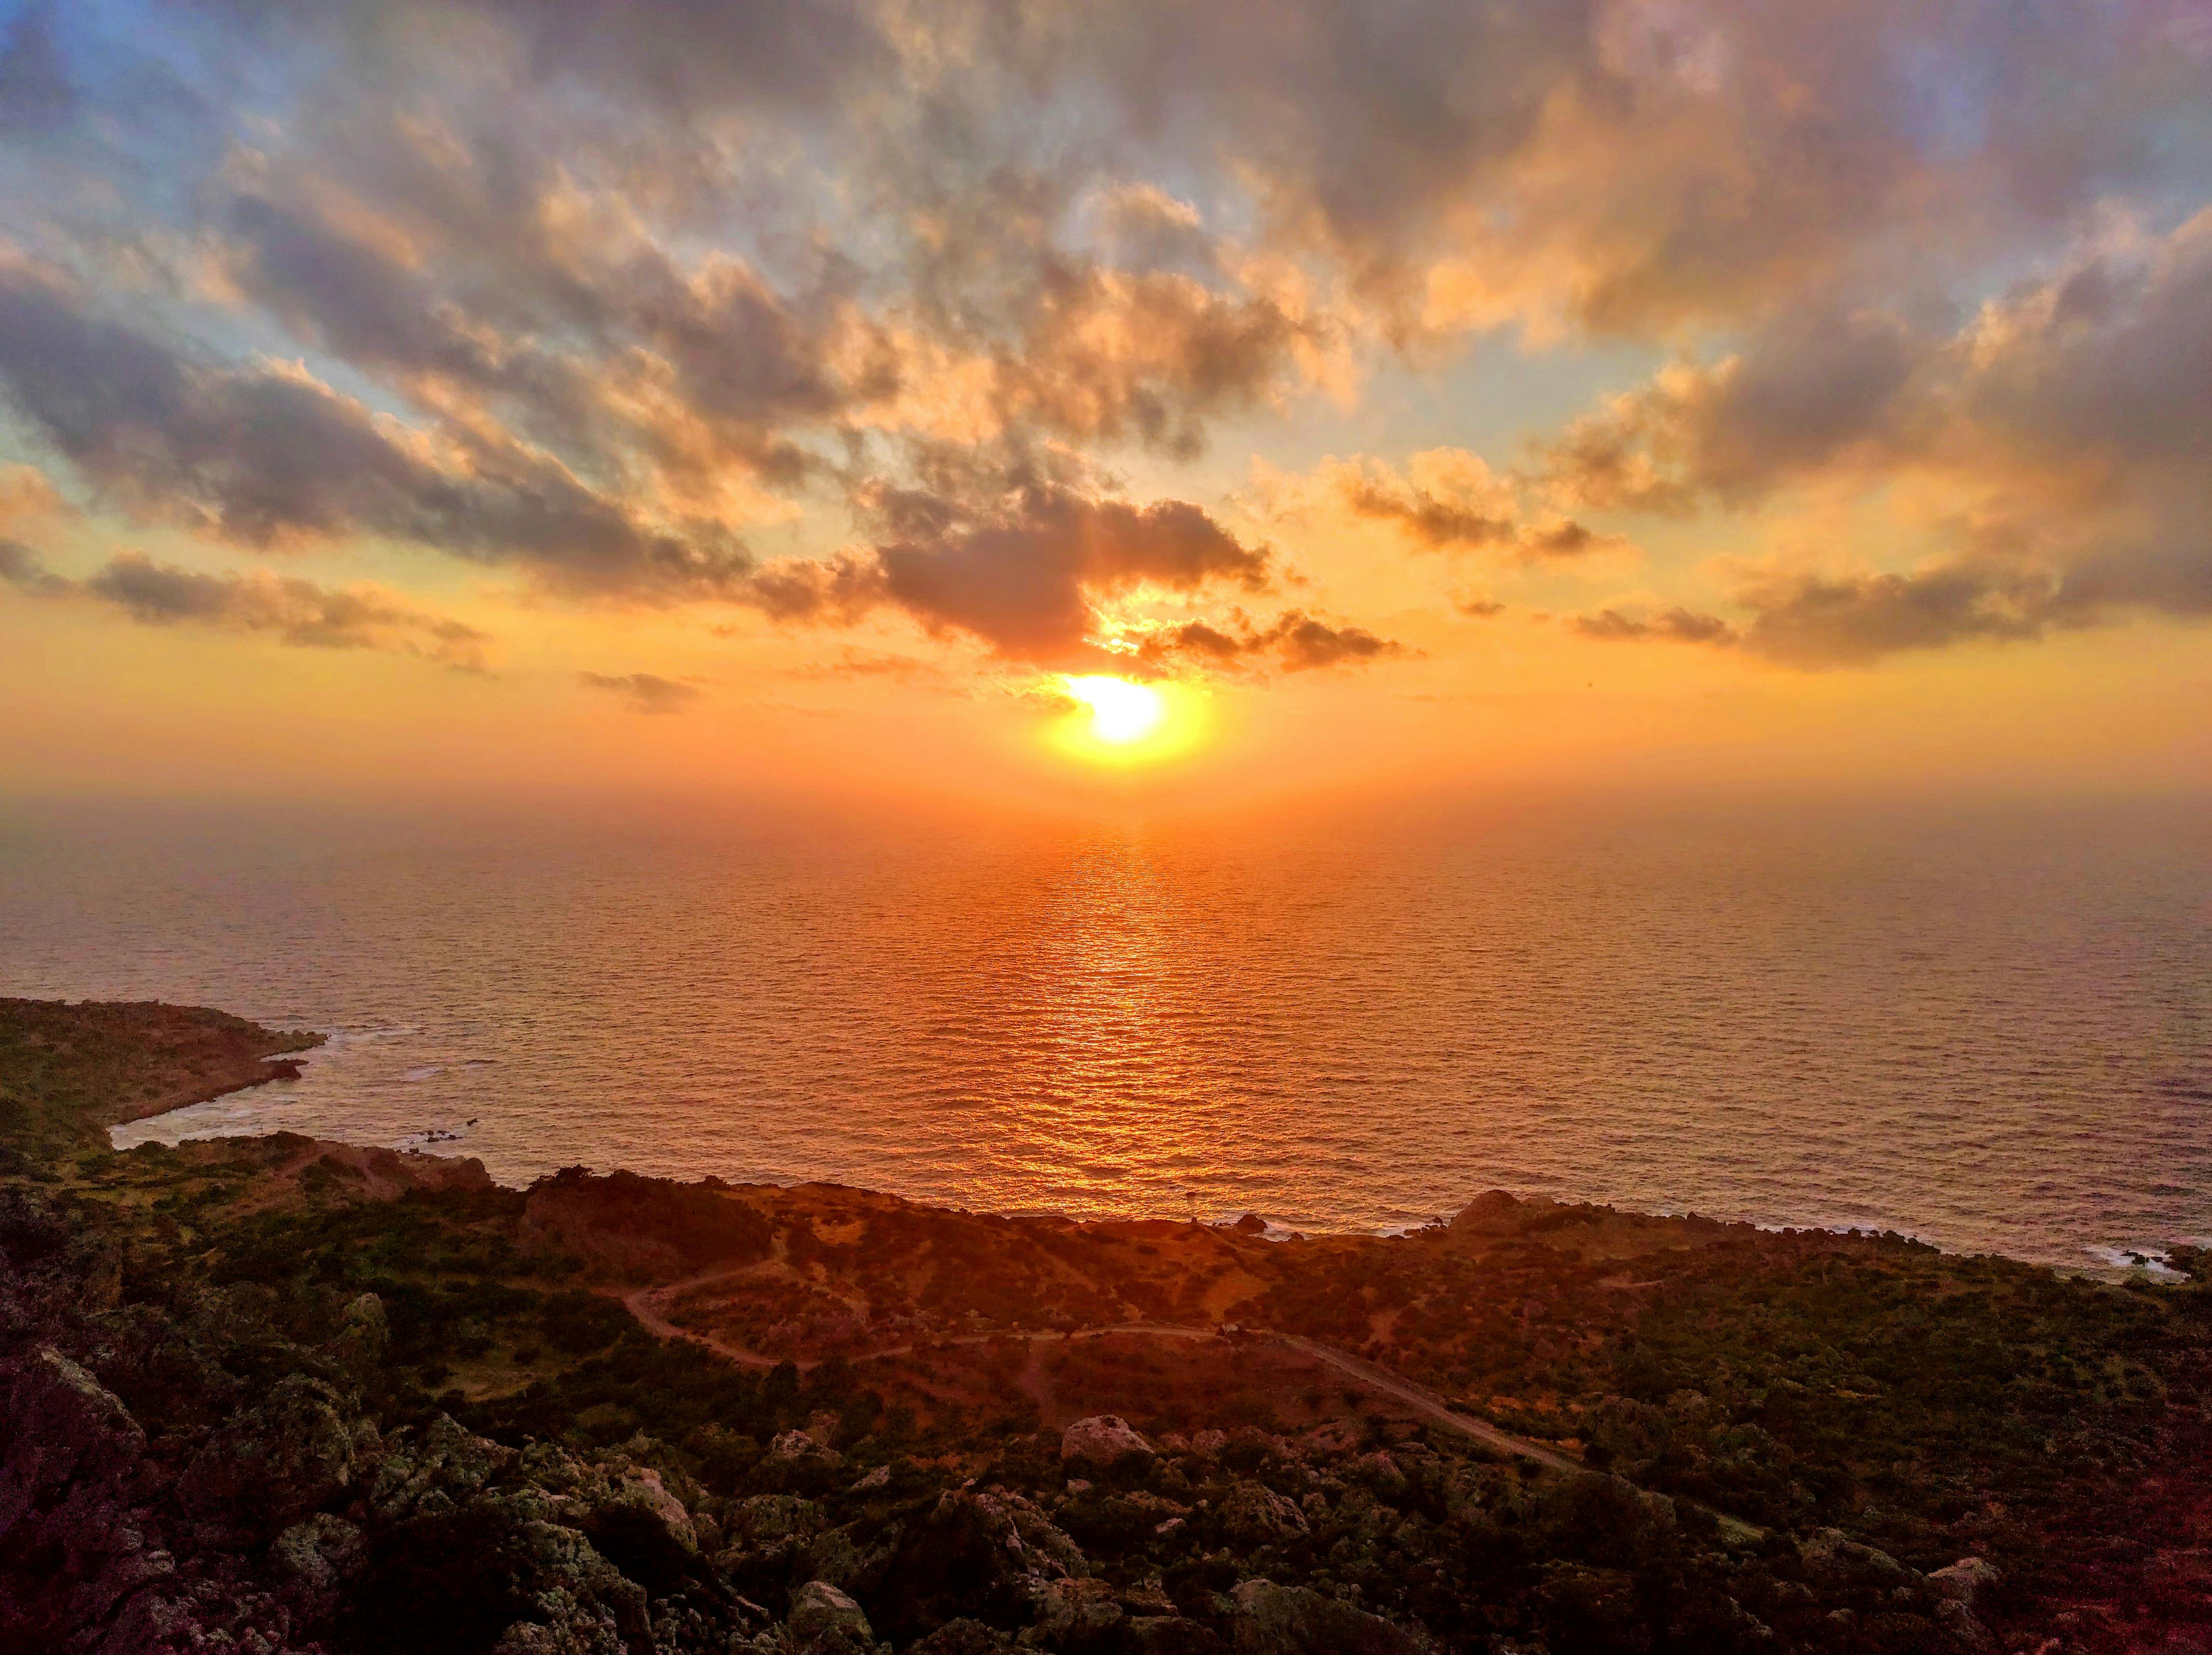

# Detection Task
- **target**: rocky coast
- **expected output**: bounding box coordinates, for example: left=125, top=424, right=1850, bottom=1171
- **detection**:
left=2, top=997, right=2208, bottom=1655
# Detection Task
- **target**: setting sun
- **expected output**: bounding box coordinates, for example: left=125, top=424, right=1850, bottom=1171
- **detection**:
left=1044, top=673, right=1209, bottom=768
left=1062, top=675, right=1166, bottom=745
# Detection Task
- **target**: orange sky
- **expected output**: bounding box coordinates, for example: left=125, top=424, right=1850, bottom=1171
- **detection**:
left=0, top=0, right=2207, bottom=811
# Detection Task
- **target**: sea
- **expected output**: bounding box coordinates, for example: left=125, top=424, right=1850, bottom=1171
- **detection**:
left=2, top=793, right=2206, bottom=1274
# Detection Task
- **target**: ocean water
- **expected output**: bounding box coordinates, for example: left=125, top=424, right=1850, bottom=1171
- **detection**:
left=1, top=794, right=2206, bottom=1272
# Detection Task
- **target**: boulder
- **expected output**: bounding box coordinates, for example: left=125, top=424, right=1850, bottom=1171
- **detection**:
left=761, top=1429, right=847, bottom=1494
left=1214, top=1482, right=1308, bottom=1546
left=1229, top=1579, right=1426, bottom=1654
left=1448, top=1191, right=1520, bottom=1234
left=1799, top=1528, right=1916, bottom=1593
left=1928, top=1556, right=2003, bottom=1655
left=724, top=1493, right=830, bottom=1549
left=1232, top=1214, right=1269, bottom=1236
left=369, top=1413, right=516, bottom=1521
left=1927, top=1555, right=2001, bottom=1610
left=0, top=1347, right=145, bottom=1539
left=347, top=1498, right=650, bottom=1655
left=872, top=1487, right=1088, bottom=1643
left=593, top=1465, right=697, bottom=1555
left=271, top=1511, right=366, bottom=1598
left=328, top=1291, right=389, bottom=1377
left=0, top=1350, right=174, bottom=1647
left=180, top=1373, right=377, bottom=1541
left=801, top=1517, right=905, bottom=1599
left=1061, top=1416, right=1155, bottom=1474
left=1351, top=1450, right=1408, bottom=1499
left=788, top=1579, right=876, bottom=1655
left=1030, top=1576, right=1124, bottom=1646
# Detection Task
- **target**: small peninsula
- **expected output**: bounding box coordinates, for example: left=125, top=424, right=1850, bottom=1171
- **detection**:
left=2, top=998, right=2206, bottom=1655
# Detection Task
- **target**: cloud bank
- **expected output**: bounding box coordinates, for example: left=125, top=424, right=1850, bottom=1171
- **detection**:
left=0, top=0, right=2202, bottom=677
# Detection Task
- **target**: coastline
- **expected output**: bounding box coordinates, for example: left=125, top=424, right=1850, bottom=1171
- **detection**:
left=7, top=995, right=2212, bottom=1654
left=108, top=1045, right=2195, bottom=1285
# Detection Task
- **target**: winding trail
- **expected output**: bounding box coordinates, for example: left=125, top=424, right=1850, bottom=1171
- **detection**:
left=616, top=1275, right=1578, bottom=1474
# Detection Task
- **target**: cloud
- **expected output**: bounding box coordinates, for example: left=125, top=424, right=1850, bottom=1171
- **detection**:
left=0, top=547, right=491, bottom=667
left=1572, top=564, right=2077, bottom=668
left=1543, top=211, right=2212, bottom=659
left=1570, top=606, right=1738, bottom=646
left=1134, top=609, right=1409, bottom=674
left=0, top=0, right=2206, bottom=680
left=1276, top=451, right=1629, bottom=563
left=0, top=256, right=752, bottom=598
left=745, top=471, right=1274, bottom=668
left=1731, top=566, right=2058, bottom=667
left=576, top=670, right=702, bottom=713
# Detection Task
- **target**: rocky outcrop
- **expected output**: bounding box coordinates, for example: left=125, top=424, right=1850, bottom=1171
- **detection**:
left=1126, top=1615, right=1227, bottom=1653
left=1214, top=1482, right=1308, bottom=1546
left=0, top=1347, right=170, bottom=1649
left=908, top=1618, right=1014, bottom=1653
left=787, top=1579, right=879, bottom=1654
left=1928, top=1555, right=2000, bottom=1610
left=800, top=1517, right=905, bottom=1599
left=180, top=1372, right=378, bottom=1544
left=1799, top=1526, right=1916, bottom=1592
left=518, top=1167, right=774, bottom=1280
left=761, top=1428, right=846, bottom=1494
left=1447, top=1190, right=1521, bottom=1233
left=1928, top=1556, right=2002, bottom=1653
left=1228, top=1579, right=1427, bottom=1654
left=1029, top=1576, right=1124, bottom=1647
left=872, top=1487, right=1087, bottom=1644
left=1060, top=1415, right=1154, bottom=1475
left=369, top=1412, right=518, bottom=1520
left=0, top=1346, right=145, bottom=1535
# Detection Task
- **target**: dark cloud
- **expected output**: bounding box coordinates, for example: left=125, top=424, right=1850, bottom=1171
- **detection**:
left=1135, top=610, right=1409, bottom=674
left=1572, top=564, right=2086, bottom=668
left=1265, top=610, right=1407, bottom=671
left=0, top=536, right=60, bottom=589
left=747, top=478, right=1273, bottom=668
left=576, top=670, right=702, bottom=712
left=0, top=257, right=750, bottom=597
left=199, top=0, right=2202, bottom=351
left=1543, top=214, right=2212, bottom=656
left=1734, top=566, right=2058, bottom=667
left=0, top=546, right=490, bottom=667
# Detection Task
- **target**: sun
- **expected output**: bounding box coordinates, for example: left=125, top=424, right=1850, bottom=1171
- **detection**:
left=1062, top=674, right=1167, bottom=745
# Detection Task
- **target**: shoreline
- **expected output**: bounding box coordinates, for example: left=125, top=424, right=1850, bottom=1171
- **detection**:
left=10, top=994, right=2212, bottom=1655
left=108, top=1054, right=2197, bottom=1284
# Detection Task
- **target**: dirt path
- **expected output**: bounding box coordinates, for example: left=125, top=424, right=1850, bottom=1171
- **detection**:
left=1270, top=1334, right=1581, bottom=1473
left=619, top=1277, right=782, bottom=1368
left=612, top=1282, right=1578, bottom=1473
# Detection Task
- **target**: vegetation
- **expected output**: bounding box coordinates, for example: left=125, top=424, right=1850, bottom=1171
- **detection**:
left=3, top=996, right=2208, bottom=1655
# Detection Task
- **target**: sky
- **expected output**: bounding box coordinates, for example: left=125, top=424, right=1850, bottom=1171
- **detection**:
left=0, top=0, right=2207, bottom=812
